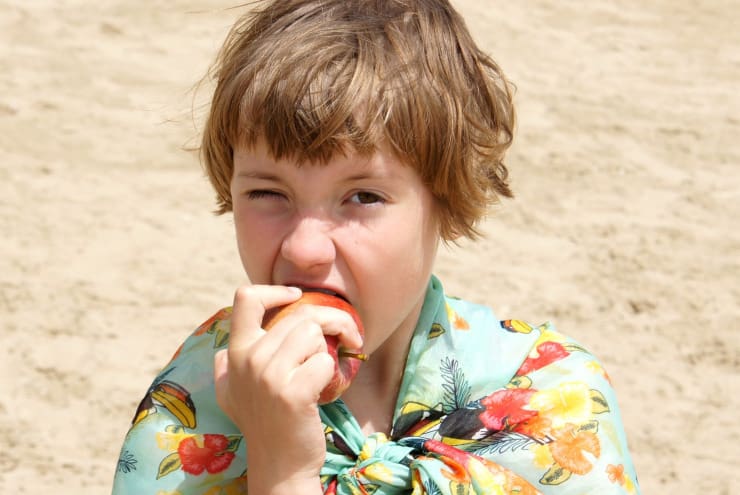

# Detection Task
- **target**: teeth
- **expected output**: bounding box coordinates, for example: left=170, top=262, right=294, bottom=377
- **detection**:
left=299, top=286, right=348, bottom=302
left=303, top=287, right=338, bottom=296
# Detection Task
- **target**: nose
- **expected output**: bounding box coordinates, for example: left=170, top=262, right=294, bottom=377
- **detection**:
left=280, top=216, right=337, bottom=271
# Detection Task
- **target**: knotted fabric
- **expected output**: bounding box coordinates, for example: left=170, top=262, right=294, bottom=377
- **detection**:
left=112, top=276, right=640, bottom=494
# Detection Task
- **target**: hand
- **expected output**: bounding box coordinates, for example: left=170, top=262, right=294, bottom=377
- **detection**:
left=213, top=284, right=362, bottom=494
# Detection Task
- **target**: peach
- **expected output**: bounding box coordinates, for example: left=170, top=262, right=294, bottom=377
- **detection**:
left=262, top=290, right=366, bottom=403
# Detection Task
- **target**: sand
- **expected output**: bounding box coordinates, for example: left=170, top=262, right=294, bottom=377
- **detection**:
left=1, top=1, right=738, bottom=493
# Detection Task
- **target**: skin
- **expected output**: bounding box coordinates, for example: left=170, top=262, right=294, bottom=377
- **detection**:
left=214, top=139, right=440, bottom=494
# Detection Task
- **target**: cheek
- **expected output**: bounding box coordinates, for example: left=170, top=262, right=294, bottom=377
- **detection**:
left=348, top=201, right=438, bottom=280
left=348, top=224, right=436, bottom=316
left=233, top=212, right=283, bottom=282
left=376, top=209, right=439, bottom=306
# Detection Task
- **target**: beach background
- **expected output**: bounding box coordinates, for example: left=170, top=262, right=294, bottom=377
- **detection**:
left=1, top=1, right=738, bottom=493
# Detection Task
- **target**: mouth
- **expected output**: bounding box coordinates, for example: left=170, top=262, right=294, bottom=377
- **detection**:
left=292, top=285, right=349, bottom=303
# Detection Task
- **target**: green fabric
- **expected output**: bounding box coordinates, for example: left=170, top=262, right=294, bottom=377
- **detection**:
left=113, top=276, right=640, bottom=494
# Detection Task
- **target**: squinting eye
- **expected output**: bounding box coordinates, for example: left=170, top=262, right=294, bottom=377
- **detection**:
left=247, top=190, right=284, bottom=200
left=349, top=191, right=384, bottom=205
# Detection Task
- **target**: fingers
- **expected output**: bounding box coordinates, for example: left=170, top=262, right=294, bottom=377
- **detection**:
left=259, top=321, right=334, bottom=401
left=300, top=305, right=364, bottom=351
left=217, top=284, right=301, bottom=422
left=229, top=284, right=302, bottom=352
left=217, top=283, right=363, bottom=420
left=243, top=306, right=352, bottom=379
left=233, top=285, right=363, bottom=358
left=215, top=320, right=335, bottom=419
left=273, top=303, right=363, bottom=352
left=292, top=352, right=335, bottom=402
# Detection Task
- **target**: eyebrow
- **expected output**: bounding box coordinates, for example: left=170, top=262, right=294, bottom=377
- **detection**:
left=338, top=159, right=401, bottom=182
left=341, top=171, right=383, bottom=182
left=233, top=170, right=281, bottom=180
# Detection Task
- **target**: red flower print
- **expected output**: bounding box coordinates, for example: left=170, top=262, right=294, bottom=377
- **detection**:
left=178, top=434, right=236, bottom=475
left=479, top=389, right=538, bottom=431
left=516, top=341, right=570, bottom=376
left=424, top=439, right=477, bottom=472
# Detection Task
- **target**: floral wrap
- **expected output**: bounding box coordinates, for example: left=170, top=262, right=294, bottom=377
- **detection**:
left=113, top=276, right=640, bottom=494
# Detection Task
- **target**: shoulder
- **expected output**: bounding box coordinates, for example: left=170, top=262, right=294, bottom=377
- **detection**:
left=415, top=289, right=549, bottom=395
left=440, top=293, right=610, bottom=385
left=131, top=307, right=236, bottom=430
left=170, top=307, right=234, bottom=361
left=113, top=308, right=244, bottom=493
left=444, top=295, right=548, bottom=336
left=441, top=294, right=548, bottom=354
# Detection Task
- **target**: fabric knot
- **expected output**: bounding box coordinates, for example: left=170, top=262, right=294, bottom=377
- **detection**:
left=324, top=432, right=416, bottom=494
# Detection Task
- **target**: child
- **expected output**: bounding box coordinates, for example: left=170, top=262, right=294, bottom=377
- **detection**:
left=113, top=1, right=640, bottom=493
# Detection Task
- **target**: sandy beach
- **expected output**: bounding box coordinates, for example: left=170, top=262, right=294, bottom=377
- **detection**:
left=1, top=1, right=738, bottom=493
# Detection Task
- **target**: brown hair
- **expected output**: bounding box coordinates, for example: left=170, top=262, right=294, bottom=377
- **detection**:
left=201, top=0, right=515, bottom=240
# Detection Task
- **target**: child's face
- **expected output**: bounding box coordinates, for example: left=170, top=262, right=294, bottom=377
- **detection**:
left=230, top=139, right=440, bottom=354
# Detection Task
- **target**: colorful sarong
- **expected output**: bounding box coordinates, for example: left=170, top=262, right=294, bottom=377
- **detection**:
left=112, top=276, right=640, bottom=494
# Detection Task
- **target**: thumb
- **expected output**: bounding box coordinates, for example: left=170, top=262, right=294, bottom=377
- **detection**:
left=213, top=349, right=232, bottom=418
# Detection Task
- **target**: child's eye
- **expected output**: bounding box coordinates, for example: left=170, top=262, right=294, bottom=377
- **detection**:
left=348, top=191, right=385, bottom=205
left=247, top=190, right=284, bottom=200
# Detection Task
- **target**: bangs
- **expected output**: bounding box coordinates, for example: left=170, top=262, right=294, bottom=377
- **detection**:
left=214, top=9, right=397, bottom=164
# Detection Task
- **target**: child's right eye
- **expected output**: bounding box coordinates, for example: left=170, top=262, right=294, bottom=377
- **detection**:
left=247, top=190, right=284, bottom=200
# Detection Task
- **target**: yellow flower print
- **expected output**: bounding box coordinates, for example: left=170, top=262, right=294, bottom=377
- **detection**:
left=345, top=483, right=365, bottom=495
left=359, top=432, right=389, bottom=461
left=465, top=457, right=507, bottom=495
left=532, top=329, right=566, bottom=349
left=532, top=443, right=554, bottom=469
left=362, top=462, right=395, bottom=483
left=586, top=360, right=612, bottom=383
left=585, top=360, right=603, bottom=375
left=359, top=444, right=372, bottom=461
left=529, top=382, right=592, bottom=429
left=624, top=476, right=638, bottom=494
left=156, top=430, right=194, bottom=451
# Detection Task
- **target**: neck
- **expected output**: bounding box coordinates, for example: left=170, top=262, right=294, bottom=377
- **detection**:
left=341, top=302, right=422, bottom=436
